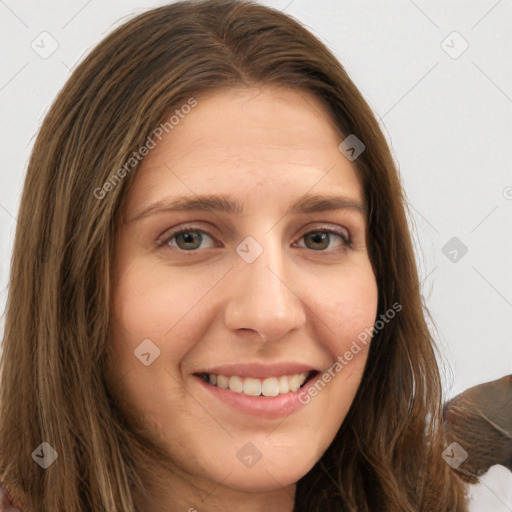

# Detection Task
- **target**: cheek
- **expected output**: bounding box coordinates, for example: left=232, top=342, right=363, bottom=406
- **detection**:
left=295, top=261, right=378, bottom=416
left=311, top=261, right=379, bottom=358
left=108, top=263, right=211, bottom=434
left=111, top=257, right=220, bottom=359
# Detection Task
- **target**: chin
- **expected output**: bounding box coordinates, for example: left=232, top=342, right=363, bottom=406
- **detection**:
left=200, top=446, right=320, bottom=494
left=222, top=466, right=306, bottom=493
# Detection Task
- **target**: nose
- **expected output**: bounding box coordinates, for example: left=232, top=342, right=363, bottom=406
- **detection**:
left=223, top=236, right=306, bottom=342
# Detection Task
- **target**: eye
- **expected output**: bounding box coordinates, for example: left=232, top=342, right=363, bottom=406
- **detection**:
left=295, top=227, right=351, bottom=251
left=160, top=228, right=216, bottom=251
left=159, top=225, right=352, bottom=253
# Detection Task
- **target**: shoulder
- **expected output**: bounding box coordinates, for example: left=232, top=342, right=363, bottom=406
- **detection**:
left=0, top=481, right=24, bottom=511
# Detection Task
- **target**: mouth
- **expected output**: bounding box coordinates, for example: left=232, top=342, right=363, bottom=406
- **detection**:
left=194, top=370, right=319, bottom=397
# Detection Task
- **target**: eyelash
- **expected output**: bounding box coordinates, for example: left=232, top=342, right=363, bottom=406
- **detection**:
left=158, top=225, right=352, bottom=253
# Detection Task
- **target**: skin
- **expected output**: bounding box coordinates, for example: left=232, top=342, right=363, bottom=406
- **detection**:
left=109, top=86, right=379, bottom=512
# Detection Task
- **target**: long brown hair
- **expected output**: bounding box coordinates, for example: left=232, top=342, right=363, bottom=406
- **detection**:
left=0, top=1, right=468, bottom=510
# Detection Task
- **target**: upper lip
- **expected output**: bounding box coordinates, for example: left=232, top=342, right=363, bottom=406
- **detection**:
left=194, top=362, right=319, bottom=379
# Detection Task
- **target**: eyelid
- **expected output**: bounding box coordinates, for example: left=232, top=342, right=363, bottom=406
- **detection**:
left=301, top=223, right=350, bottom=241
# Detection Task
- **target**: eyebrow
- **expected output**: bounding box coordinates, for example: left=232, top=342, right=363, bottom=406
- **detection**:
left=126, top=192, right=367, bottom=224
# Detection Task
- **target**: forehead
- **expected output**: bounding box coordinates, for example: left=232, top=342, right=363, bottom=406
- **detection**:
left=125, top=86, right=364, bottom=214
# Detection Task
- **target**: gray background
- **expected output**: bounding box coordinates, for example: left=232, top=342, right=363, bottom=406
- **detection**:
left=0, top=0, right=511, bottom=488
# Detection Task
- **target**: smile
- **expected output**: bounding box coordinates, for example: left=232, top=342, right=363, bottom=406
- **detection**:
left=197, top=371, right=316, bottom=396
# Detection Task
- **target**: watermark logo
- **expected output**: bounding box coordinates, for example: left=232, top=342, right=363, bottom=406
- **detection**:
left=32, top=442, right=58, bottom=469
left=442, top=236, right=468, bottom=263
left=134, top=338, right=161, bottom=366
left=31, top=31, right=59, bottom=59
left=339, top=134, right=365, bottom=161
left=236, top=236, right=264, bottom=263
left=441, top=31, right=469, bottom=60
left=237, top=442, right=263, bottom=468
left=442, top=441, right=468, bottom=468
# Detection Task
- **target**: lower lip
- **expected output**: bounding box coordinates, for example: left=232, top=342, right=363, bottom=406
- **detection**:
left=195, top=375, right=318, bottom=419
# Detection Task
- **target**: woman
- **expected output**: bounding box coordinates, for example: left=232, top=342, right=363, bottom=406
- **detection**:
left=0, top=0, right=469, bottom=510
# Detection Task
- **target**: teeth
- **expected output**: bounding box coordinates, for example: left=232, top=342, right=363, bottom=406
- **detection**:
left=201, top=372, right=310, bottom=396
left=289, top=374, right=303, bottom=392
left=217, top=375, right=229, bottom=389
left=278, top=375, right=289, bottom=394
left=243, top=378, right=261, bottom=396
left=262, top=377, right=279, bottom=397
left=229, top=375, right=243, bottom=393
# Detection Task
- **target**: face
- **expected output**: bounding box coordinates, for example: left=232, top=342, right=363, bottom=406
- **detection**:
left=109, top=86, right=378, bottom=499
